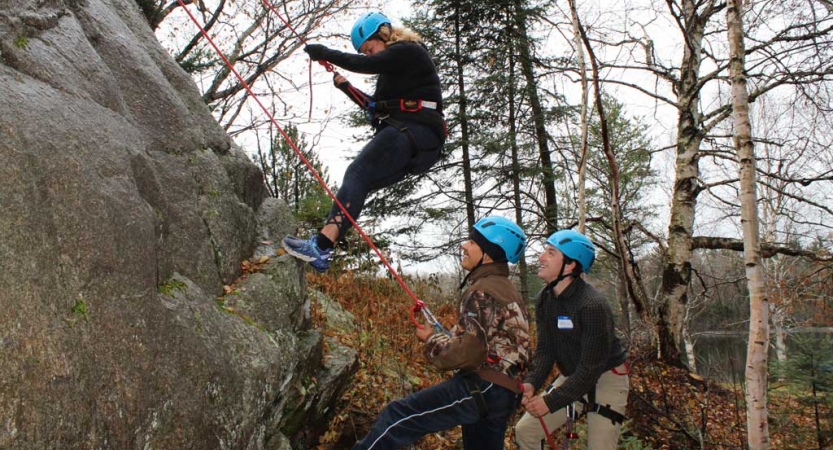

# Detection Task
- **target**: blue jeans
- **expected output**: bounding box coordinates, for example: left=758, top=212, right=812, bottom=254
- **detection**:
left=325, top=122, right=442, bottom=237
left=354, top=372, right=519, bottom=450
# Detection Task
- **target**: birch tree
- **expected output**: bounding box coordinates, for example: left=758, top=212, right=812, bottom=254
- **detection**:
left=567, top=0, right=590, bottom=234
left=579, top=0, right=833, bottom=363
left=726, top=0, right=769, bottom=446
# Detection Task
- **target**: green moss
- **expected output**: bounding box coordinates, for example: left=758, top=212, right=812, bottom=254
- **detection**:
left=158, top=278, right=187, bottom=296
left=70, top=299, right=88, bottom=320
left=215, top=302, right=267, bottom=332
left=13, top=36, right=29, bottom=49
left=193, top=310, right=204, bottom=334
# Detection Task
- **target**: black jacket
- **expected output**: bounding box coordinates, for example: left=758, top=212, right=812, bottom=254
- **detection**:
left=319, top=42, right=445, bottom=140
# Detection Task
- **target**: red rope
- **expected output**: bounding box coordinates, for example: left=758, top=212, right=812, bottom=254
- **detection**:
left=175, top=0, right=425, bottom=313
left=259, top=0, right=335, bottom=73
left=518, top=383, right=558, bottom=449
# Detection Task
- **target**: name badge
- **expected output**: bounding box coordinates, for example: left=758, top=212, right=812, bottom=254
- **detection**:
left=557, top=316, right=574, bottom=330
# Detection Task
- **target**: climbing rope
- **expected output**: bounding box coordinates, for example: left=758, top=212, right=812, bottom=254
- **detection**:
left=175, top=0, right=444, bottom=333
left=259, top=0, right=377, bottom=117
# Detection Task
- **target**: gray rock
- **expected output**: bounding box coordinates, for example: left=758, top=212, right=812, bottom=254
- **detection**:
left=311, top=290, right=357, bottom=333
left=0, top=0, right=355, bottom=448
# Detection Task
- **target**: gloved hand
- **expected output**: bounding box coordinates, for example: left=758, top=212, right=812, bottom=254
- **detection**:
left=304, top=44, right=329, bottom=61
left=333, top=73, right=349, bottom=88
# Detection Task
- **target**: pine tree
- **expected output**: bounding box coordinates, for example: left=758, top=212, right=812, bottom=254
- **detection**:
left=256, top=125, right=333, bottom=231
left=777, top=334, right=833, bottom=450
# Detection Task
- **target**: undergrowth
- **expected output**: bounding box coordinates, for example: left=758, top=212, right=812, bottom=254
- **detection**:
left=304, top=271, right=827, bottom=450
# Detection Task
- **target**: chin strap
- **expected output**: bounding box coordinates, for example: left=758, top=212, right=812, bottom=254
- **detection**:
left=546, top=260, right=581, bottom=292
left=458, top=253, right=487, bottom=290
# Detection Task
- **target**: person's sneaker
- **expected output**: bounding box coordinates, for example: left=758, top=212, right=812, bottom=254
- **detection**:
left=282, top=235, right=332, bottom=273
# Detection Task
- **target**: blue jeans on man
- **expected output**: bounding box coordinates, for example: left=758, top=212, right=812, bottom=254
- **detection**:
left=354, top=372, right=519, bottom=450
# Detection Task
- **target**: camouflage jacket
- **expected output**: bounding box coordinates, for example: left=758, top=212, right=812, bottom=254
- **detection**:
left=424, top=263, right=530, bottom=376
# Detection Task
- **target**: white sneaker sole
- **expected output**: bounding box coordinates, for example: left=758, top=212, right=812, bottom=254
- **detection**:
left=283, top=243, right=318, bottom=263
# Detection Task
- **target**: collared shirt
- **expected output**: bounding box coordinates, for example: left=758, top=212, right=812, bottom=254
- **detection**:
left=524, top=278, right=627, bottom=412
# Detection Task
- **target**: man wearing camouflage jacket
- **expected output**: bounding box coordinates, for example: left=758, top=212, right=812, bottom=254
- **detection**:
left=353, top=216, right=530, bottom=450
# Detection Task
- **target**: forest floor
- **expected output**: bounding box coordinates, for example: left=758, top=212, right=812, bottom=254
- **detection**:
left=299, top=271, right=828, bottom=450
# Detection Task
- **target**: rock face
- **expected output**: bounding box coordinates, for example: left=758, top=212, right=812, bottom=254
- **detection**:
left=0, top=0, right=356, bottom=448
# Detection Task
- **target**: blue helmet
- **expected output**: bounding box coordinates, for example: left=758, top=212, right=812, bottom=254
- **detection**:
left=350, top=12, right=391, bottom=52
left=546, top=229, right=596, bottom=273
left=472, top=216, right=527, bottom=264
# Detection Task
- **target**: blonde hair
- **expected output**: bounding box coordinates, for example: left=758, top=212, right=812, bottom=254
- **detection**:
left=376, top=24, right=423, bottom=46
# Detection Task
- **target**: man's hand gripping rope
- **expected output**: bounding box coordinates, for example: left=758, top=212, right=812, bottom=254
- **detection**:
left=409, top=299, right=450, bottom=338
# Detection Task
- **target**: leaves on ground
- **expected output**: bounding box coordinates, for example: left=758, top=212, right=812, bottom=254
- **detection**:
left=297, top=271, right=830, bottom=449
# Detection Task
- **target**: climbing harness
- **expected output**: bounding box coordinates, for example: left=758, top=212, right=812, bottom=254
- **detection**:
left=461, top=372, right=489, bottom=419
left=578, top=367, right=629, bottom=426
left=555, top=363, right=631, bottom=449
left=563, top=403, right=578, bottom=449
left=176, top=0, right=443, bottom=333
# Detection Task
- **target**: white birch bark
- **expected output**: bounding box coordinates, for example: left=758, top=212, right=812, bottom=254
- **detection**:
left=569, top=0, right=590, bottom=233
left=657, top=0, right=711, bottom=362
left=727, top=0, right=770, bottom=447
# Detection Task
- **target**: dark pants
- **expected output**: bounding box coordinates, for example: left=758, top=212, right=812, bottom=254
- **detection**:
left=325, top=122, right=442, bottom=237
left=353, top=372, right=519, bottom=450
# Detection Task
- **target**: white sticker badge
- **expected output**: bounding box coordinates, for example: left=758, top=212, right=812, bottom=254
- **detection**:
left=557, top=315, right=574, bottom=330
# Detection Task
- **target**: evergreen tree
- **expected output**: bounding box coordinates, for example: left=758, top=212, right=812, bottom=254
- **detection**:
left=777, top=334, right=833, bottom=449
left=256, top=125, right=333, bottom=231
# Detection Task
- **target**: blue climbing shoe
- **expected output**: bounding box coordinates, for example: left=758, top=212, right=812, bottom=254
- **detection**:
left=282, top=235, right=332, bottom=273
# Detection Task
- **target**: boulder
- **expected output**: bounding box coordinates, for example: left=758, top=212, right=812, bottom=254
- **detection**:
left=0, top=0, right=355, bottom=448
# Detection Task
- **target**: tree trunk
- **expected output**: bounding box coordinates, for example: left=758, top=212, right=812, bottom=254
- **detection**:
left=569, top=1, right=590, bottom=234
left=618, top=275, right=632, bottom=339
left=656, top=0, right=711, bottom=365
left=727, top=0, right=770, bottom=447
left=512, top=0, right=558, bottom=232
left=771, top=305, right=787, bottom=381
left=453, top=8, right=476, bottom=230
left=506, top=15, right=530, bottom=300
left=570, top=0, right=651, bottom=324
left=682, top=305, right=697, bottom=373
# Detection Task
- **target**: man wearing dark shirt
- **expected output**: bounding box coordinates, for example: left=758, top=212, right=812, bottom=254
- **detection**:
left=515, top=229, right=629, bottom=450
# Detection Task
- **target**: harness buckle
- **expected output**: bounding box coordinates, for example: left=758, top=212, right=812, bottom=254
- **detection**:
left=566, top=402, right=580, bottom=420
left=400, top=99, right=422, bottom=112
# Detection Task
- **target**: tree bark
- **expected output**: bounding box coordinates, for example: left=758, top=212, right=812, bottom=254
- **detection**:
left=656, top=0, right=715, bottom=364
left=771, top=305, right=787, bottom=381
left=453, top=7, right=476, bottom=230
left=569, top=0, right=590, bottom=234
left=513, top=0, right=558, bottom=232
left=727, top=0, right=770, bottom=447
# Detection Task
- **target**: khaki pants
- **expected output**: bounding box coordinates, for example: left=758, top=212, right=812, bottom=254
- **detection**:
left=515, top=364, right=629, bottom=450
